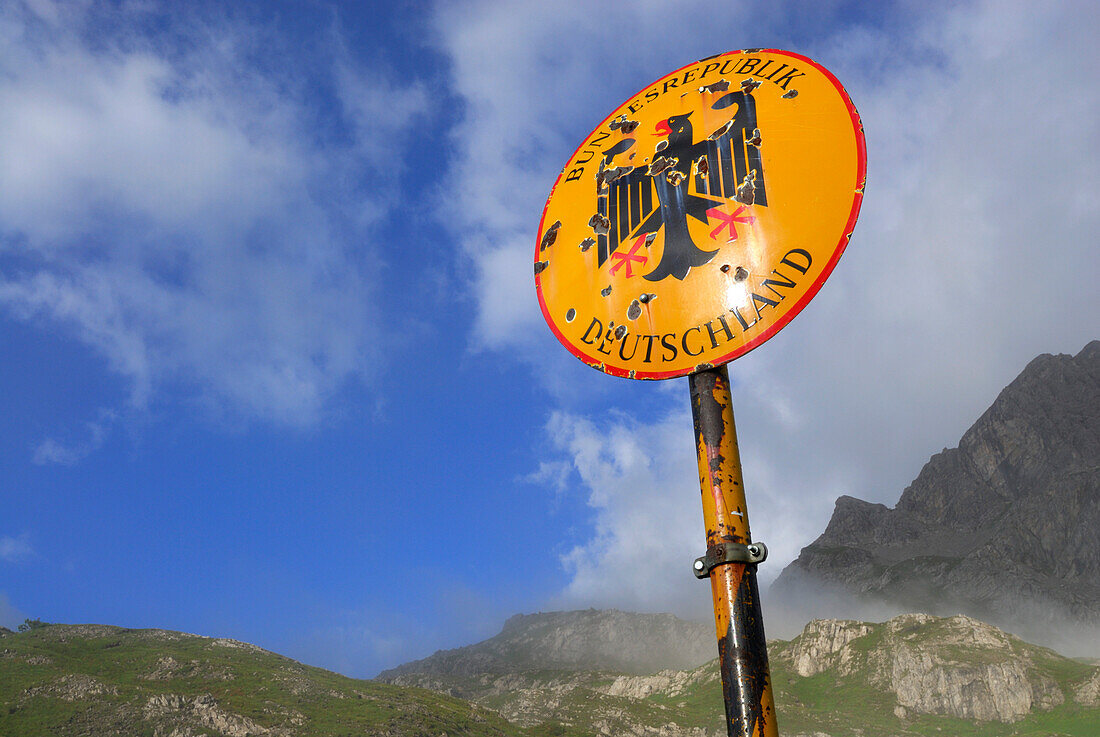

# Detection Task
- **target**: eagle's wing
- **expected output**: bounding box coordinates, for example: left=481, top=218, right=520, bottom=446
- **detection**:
left=597, top=165, right=660, bottom=270
left=690, top=91, right=768, bottom=208
left=596, top=88, right=769, bottom=272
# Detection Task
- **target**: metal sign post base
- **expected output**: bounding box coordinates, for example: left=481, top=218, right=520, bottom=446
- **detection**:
left=689, top=366, right=778, bottom=737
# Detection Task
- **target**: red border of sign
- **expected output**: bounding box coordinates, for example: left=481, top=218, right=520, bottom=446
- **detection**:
left=534, top=49, right=867, bottom=380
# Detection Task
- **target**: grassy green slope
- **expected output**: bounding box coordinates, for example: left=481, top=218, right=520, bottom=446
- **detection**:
left=0, top=624, right=524, bottom=737
left=771, top=664, right=1100, bottom=737
left=390, top=617, right=1100, bottom=737
left=659, top=638, right=1100, bottom=736
left=745, top=627, right=1098, bottom=737
left=5, top=617, right=1098, bottom=737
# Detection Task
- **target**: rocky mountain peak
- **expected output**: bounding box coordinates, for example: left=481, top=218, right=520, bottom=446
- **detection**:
left=896, top=340, right=1100, bottom=529
left=772, top=341, right=1100, bottom=651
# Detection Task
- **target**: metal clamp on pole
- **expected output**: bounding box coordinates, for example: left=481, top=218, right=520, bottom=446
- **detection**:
left=693, top=542, right=768, bottom=579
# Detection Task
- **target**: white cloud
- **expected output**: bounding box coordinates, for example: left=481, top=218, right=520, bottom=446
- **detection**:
left=32, top=409, right=115, bottom=465
left=721, top=0, right=1100, bottom=505
left=538, top=407, right=846, bottom=620
left=334, top=60, right=429, bottom=165
left=444, top=0, right=1100, bottom=615
left=523, top=459, right=573, bottom=497
left=0, top=2, right=428, bottom=428
left=543, top=410, right=710, bottom=619
left=432, top=1, right=765, bottom=350
left=469, top=238, right=543, bottom=351
left=0, top=592, right=27, bottom=629
left=0, top=534, right=34, bottom=563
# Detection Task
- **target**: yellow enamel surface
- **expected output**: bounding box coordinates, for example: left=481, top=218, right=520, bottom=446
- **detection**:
left=536, top=49, right=864, bottom=380
left=695, top=371, right=779, bottom=736
left=695, top=384, right=751, bottom=546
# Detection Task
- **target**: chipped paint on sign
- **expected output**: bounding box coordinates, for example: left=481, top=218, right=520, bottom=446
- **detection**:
left=690, top=366, right=778, bottom=737
left=534, top=49, right=866, bottom=380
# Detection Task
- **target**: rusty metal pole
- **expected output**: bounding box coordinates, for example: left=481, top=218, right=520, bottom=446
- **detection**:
left=689, top=365, right=778, bottom=737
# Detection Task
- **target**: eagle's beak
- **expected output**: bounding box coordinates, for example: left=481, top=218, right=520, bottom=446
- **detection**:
left=653, top=119, right=672, bottom=137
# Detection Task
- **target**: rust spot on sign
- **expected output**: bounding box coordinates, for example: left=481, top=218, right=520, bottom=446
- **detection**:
left=598, top=164, right=633, bottom=192
left=647, top=156, right=677, bottom=176
left=540, top=220, right=561, bottom=251
left=709, top=120, right=734, bottom=141
left=610, top=114, right=640, bottom=134
left=734, top=171, right=757, bottom=205
left=589, top=213, right=610, bottom=235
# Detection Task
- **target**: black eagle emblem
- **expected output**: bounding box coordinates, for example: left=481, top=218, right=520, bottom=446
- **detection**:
left=595, top=89, right=768, bottom=282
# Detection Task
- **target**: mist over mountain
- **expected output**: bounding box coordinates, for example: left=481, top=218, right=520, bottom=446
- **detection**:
left=9, top=611, right=1098, bottom=737
left=379, top=608, right=1100, bottom=736
left=771, top=341, right=1100, bottom=652
left=377, top=609, right=716, bottom=679
left=9, top=339, right=1098, bottom=735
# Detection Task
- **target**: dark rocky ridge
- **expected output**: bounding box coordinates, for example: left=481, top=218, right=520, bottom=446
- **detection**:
left=377, top=609, right=715, bottom=678
left=772, top=341, right=1100, bottom=649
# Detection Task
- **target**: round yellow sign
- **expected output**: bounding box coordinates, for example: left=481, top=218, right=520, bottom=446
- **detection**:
left=535, top=49, right=866, bottom=379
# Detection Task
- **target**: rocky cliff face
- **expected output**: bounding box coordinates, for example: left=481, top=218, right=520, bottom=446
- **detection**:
left=772, top=341, right=1100, bottom=647
left=382, top=611, right=1100, bottom=736
left=377, top=609, right=716, bottom=679
left=776, top=614, right=1068, bottom=723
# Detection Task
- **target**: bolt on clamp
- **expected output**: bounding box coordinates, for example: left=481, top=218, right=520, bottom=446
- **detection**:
left=692, top=541, right=768, bottom=579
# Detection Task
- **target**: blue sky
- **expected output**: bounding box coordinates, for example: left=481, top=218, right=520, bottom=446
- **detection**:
left=1, top=0, right=1097, bottom=678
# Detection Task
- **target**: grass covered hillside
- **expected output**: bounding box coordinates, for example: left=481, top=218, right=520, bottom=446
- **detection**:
left=0, top=623, right=523, bottom=737
left=386, top=613, right=1100, bottom=737
left=5, top=613, right=1100, bottom=737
